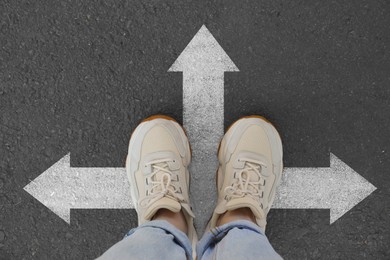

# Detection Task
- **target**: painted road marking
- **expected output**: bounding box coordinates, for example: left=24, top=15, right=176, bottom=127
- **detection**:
left=23, top=25, right=376, bottom=225
left=168, top=25, right=238, bottom=212
left=24, top=153, right=131, bottom=224
left=274, top=153, right=376, bottom=224
left=23, top=153, right=375, bottom=224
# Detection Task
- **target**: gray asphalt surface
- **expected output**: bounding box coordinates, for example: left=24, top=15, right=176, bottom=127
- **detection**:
left=1, top=0, right=389, bottom=259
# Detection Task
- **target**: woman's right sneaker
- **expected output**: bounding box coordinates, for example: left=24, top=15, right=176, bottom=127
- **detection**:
left=207, top=115, right=283, bottom=232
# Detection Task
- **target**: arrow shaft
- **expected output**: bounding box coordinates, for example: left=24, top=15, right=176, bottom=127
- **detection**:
left=273, top=167, right=335, bottom=209
left=70, top=168, right=132, bottom=209
left=183, top=72, right=224, bottom=145
left=183, top=72, right=224, bottom=207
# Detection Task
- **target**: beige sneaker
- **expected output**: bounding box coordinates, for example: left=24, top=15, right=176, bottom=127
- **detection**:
left=208, top=116, right=283, bottom=232
left=126, top=115, right=197, bottom=257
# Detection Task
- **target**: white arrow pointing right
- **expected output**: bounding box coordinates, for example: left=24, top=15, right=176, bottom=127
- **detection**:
left=273, top=153, right=377, bottom=224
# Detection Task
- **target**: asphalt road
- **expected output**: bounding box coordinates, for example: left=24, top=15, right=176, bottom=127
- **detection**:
left=1, top=0, right=389, bottom=259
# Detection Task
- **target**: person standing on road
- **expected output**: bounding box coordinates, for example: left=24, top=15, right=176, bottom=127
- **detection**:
left=98, top=115, right=283, bottom=260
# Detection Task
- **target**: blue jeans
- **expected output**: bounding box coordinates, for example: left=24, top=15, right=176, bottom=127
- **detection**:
left=97, top=220, right=282, bottom=260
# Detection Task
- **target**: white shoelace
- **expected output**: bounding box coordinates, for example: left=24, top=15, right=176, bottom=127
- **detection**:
left=139, top=158, right=185, bottom=208
left=224, top=158, right=266, bottom=205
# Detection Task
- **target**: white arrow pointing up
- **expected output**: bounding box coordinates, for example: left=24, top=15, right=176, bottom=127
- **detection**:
left=23, top=153, right=132, bottom=224
left=169, top=25, right=238, bottom=216
left=273, top=153, right=377, bottom=224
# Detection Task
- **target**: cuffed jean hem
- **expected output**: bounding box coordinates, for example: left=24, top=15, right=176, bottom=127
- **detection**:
left=125, top=220, right=193, bottom=258
left=97, top=220, right=193, bottom=260
left=196, top=220, right=283, bottom=260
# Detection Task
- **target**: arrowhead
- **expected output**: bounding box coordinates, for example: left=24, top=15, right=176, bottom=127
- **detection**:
left=168, top=25, right=239, bottom=73
left=24, top=153, right=72, bottom=224
left=329, top=153, right=377, bottom=224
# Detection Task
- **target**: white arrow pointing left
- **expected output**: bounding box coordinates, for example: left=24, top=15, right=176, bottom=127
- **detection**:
left=23, top=153, right=132, bottom=224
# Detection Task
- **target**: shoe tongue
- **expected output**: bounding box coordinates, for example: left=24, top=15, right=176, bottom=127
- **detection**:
left=150, top=162, right=173, bottom=192
left=152, top=162, right=169, bottom=177
left=144, top=162, right=196, bottom=220
left=241, top=167, right=261, bottom=182
left=144, top=197, right=182, bottom=220
left=233, top=167, right=262, bottom=196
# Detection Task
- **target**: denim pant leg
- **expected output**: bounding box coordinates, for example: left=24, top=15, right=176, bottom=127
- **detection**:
left=196, top=220, right=282, bottom=260
left=97, top=220, right=192, bottom=260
